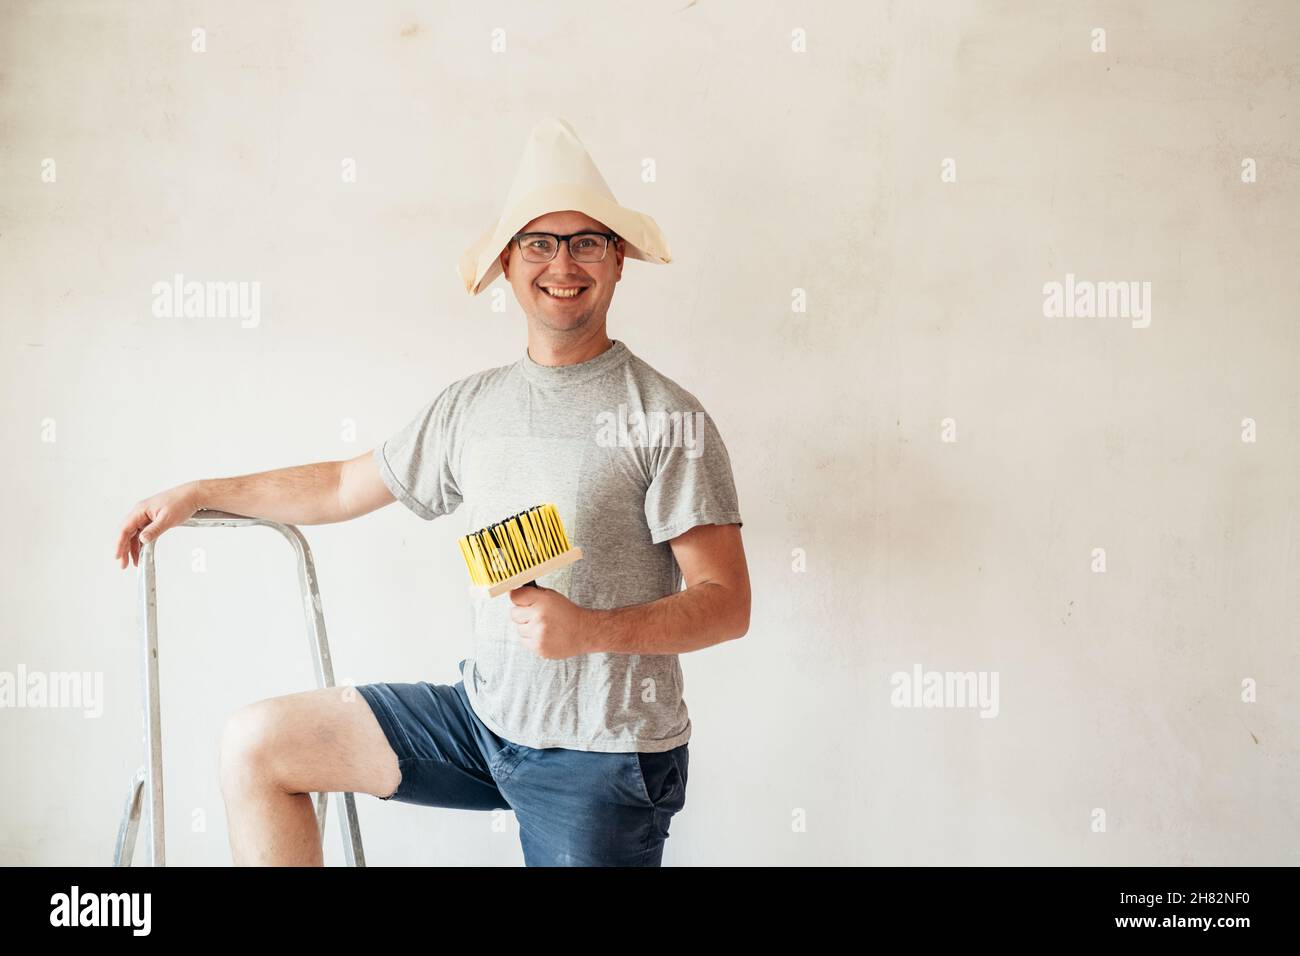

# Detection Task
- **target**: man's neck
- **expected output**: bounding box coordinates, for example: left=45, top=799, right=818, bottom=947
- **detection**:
left=526, top=325, right=614, bottom=367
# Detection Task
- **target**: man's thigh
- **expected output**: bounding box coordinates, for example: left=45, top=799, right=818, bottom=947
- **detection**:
left=224, top=682, right=402, bottom=800
left=354, top=679, right=512, bottom=811
left=500, top=743, right=689, bottom=866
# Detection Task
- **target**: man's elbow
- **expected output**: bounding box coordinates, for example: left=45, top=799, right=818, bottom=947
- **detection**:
left=728, top=586, right=751, bottom=640
left=697, top=578, right=749, bottom=641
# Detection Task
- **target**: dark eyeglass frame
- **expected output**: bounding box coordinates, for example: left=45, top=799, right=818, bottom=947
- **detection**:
left=511, top=231, right=621, bottom=263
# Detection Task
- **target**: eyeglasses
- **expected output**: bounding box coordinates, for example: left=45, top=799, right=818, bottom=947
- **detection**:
left=512, top=231, right=619, bottom=263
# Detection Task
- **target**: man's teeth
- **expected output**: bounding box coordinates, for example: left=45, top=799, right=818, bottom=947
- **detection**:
left=544, top=287, right=585, bottom=298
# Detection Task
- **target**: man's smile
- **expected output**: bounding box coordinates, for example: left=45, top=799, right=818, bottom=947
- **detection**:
left=540, top=284, right=591, bottom=300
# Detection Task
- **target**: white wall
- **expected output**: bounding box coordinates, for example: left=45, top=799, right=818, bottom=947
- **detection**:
left=1, top=0, right=1296, bottom=865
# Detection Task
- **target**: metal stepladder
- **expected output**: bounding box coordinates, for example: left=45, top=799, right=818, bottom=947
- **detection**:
left=113, top=509, right=366, bottom=866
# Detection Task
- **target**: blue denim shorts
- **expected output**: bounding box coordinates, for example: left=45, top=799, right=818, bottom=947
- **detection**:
left=354, top=659, right=688, bottom=866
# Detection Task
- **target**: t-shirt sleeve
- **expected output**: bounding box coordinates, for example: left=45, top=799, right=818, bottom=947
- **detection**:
left=643, top=408, right=743, bottom=544
left=373, top=385, right=463, bottom=521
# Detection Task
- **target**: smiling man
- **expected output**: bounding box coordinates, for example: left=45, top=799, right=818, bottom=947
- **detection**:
left=113, top=117, right=748, bottom=867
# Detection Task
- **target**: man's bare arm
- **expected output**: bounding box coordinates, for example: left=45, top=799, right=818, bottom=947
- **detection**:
left=583, top=522, right=750, bottom=655
left=336, top=449, right=398, bottom=522
left=113, top=448, right=395, bottom=569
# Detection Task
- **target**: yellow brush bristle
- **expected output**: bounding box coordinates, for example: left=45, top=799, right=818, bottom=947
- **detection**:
left=457, top=503, right=574, bottom=586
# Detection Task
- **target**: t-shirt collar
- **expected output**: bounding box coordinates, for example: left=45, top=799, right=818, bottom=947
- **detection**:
left=517, top=338, right=630, bottom=387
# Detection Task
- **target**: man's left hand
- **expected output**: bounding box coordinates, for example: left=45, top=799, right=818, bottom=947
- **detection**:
left=508, top=584, right=595, bottom=659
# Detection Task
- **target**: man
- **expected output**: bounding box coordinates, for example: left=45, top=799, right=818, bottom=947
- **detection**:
left=112, top=117, right=749, bottom=866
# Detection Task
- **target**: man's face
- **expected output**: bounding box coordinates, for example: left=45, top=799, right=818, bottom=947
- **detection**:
left=499, top=210, right=623, bottom=333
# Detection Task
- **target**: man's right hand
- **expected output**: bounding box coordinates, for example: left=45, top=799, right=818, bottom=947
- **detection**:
left=114, top=481, right=203, bottom=570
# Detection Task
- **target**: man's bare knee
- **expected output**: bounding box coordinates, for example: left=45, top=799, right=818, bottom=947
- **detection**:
left=219, top=700, right=282, bottom=794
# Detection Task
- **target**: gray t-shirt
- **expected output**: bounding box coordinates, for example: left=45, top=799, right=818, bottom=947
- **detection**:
left=373, top=338, right=743, bottom=753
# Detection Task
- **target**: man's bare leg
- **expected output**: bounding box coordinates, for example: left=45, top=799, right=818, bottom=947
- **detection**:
left=218, top=685, right=402, bottom=866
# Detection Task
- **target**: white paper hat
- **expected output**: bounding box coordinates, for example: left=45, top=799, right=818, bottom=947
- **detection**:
left=458, top=116, right=672, bottom=296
